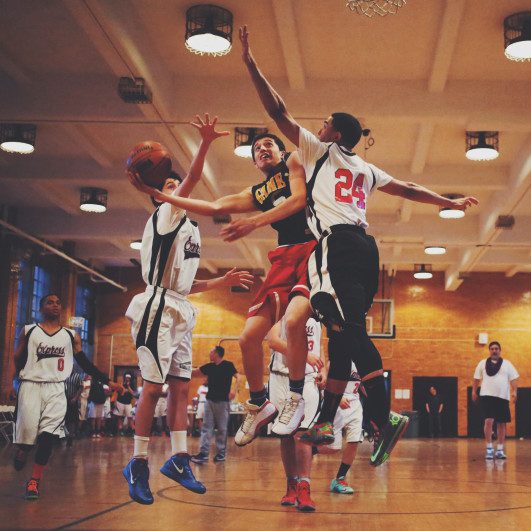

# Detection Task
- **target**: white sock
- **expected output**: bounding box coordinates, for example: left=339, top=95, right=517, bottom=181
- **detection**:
left=497, top=444, right=504, bottom=450
left=170, top=431, right=187, bottom=455
left=487, top=443, right=493, bottom=449
left=133, top=435, right=150, bottom=458
left=299, top=476, right=310, bottom=484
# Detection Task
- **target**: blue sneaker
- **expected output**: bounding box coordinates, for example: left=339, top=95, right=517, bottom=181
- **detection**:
left=123, top=458, right=154, bottom=505
left=160, top=453, right=206, bottom=494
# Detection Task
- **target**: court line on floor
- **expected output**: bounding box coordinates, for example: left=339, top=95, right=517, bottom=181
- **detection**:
left=52, top=500, right=134, bottom=530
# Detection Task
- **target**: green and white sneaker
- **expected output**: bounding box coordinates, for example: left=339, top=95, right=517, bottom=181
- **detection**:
left=370, top=411, right=409, bottom=467
left=330, top=477, right=354, bottom=494
left=299, top=421, right=334, bottom=446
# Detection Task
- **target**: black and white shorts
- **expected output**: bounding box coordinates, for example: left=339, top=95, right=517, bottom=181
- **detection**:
left=307, top=225, right=379, bottom=328
left=126, top=285, right=196, bottom=384
left=481, top=395, right=511, bottom=423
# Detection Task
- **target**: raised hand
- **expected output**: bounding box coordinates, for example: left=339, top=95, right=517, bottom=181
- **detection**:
left=220, top=218, right=257, bottom=242
left=450, top=196, right=479, bottom=211
left=221, top=267, right=254, bottom=289
left=239, top=25, right=252, bottom=62
left=127, top=170, right=159, bottom=197
left=190, top=113, right=230, bottom=144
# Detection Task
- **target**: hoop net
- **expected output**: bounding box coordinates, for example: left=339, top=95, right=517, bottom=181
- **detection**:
left=346, top=0, right=406, bottom=18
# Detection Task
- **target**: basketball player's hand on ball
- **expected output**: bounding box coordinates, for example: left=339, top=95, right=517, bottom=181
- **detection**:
left=190, top=114, right=230, bottom=144
left=220, top=218, right=258, bottom=241
left=221, top=268, right=254, bottom=289
left=449, top=196, right=479, bottom=211
left=127, top=170, right=159, bottom=197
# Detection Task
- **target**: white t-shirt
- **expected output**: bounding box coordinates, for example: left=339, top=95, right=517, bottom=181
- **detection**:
left=197, top=384, right=208, bottom=403
left=474, top=359, right=519, bottom=400
left=298, top=127, right=393, bottom=238
left=269, top=317, right=322, bottom=376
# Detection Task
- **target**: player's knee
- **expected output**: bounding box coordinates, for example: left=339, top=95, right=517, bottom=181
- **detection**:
left=239, top=329, right=261, bottom=353
left=142, top=382, right=164, bottom=400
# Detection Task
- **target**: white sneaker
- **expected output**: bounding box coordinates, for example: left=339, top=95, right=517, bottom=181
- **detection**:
left=235, top=400, right=277, bottom=447
left=495, top=450, right=507, bottom=459
left=271, top=393, right=305, bottom=436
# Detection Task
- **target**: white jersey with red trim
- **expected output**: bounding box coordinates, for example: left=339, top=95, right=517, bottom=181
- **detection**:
left=269, top=317, right=322, bottom=376
left=19, top=324, right=75, bottom=383
left=298, top=127, right=393, bottom=238
left=343, top=362, right=362, bottom=402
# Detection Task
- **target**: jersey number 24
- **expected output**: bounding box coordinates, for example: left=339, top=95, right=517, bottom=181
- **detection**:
left=335, top=169, right=366, bottom=209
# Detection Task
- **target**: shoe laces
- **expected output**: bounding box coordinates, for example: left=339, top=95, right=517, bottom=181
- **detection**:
left=241, top=408, right=258, bottom=433
left=278, top=398, right=299, bottom=424
left=337, top=478, right=348, bottom=487
left=298, top=481, right=311, bottom=497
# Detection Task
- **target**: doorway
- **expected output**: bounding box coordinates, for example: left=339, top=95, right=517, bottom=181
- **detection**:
left=516, top=387, right=531, bottom=438
left=412, top=377, right=458, bottom=437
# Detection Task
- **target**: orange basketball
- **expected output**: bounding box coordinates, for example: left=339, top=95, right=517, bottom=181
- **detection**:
left=126, top=141, right=172, bottom=188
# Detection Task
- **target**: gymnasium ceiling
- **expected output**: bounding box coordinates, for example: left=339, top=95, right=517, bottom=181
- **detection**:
left=0, top=0, right=530, bottom=290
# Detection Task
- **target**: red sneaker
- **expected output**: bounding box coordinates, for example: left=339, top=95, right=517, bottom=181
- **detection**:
left=25, top=478, right=39, bottom=501
left=296, top=480, right=316, bottom=512
left=280, top=478, right=298, bottom=506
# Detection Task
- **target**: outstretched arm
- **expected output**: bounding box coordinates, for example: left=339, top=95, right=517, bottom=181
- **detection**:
left=177, top=114, right=230, bottom=199
left=129, top=171, right=256, bottom=216
left=190, top=268, right=254, bottom=294
left=220, top=152, right=307, bottom=241
left=379, top=178, right=479, bottom=211
left=240, top=26, right=300, bottom=146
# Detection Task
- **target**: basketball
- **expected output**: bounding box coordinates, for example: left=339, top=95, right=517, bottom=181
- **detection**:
left=126, top=141, right=172, bottom=188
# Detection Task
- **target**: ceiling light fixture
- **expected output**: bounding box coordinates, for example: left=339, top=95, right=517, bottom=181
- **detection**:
left=234, top=127, right=268, bottom=158
left=439, top=194, right=465, bottom=219
left=80, top=188, right=107, bottom=213
left=0, top=124, right=36, bottom=154
left=185, top=4, right=233, bottom=56
left=465, top=131, right=499, bottom=161
left=130, top=240, right=142, bottom=250
left=424, top=246, right=446, bottom=255
left=413, top=264, right=433, bottom=280
left=504, top=11, right=531, bottom=61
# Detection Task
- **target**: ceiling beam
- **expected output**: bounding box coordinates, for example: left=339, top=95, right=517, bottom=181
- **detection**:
left=60, top=124, right=114, bottom=168
left=410, top=123, right=435, bottom=174
left=428, top=0, right=466, bottom=93
left=272, top=0, right=306, bottom=90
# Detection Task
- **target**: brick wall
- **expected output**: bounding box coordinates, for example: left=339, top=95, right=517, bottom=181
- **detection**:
left=94, top=270, right=530, bottom=436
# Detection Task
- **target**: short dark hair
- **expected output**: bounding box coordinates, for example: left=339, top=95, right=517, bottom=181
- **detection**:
left=151, top=171, right=183, bottom=207
left=251, top=133, right=286, bottom=161
left=331, top=112, right=363, bottom=149
left=489, top=341, right=501, bottom=350
left=39, top=293, right=60, bottom=309
left=214, top=345, right=225, bottom=358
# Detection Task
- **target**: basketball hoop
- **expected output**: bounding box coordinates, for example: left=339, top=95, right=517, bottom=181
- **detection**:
left=346, top=0, right=406, bottom=18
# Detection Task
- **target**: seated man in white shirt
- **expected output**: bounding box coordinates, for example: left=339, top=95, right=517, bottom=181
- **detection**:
left=472, top=341, right=519, bottom=460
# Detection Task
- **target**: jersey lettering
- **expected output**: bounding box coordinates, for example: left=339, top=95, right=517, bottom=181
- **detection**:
left=254, top=172, right=287, bottom=205
left=58, top=358, right=64, bottom=371
left=334, top=169, right=366, bottom=209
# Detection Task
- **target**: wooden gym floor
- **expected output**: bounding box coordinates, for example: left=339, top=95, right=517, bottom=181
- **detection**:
left=1, top=436, right=530, bottom=530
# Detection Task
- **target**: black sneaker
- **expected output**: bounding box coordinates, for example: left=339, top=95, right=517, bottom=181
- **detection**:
left=213, top=454, right=225, bottom=463
left=191, top=452, right=209, bottom=464
left=370, top=411, right=409, bottom=467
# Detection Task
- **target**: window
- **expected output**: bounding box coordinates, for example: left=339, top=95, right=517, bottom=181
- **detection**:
left=75, top=284, right=95, bottom=359
left=14, top=262, right=51, bottom=345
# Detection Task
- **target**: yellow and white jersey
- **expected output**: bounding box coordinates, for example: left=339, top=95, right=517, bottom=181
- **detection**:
left=269, top=316, right=322, bottom=376
left=140, top=202, right=200, bottom=296
left=298, top=127, right=393, bottom=238
left=19, top=324, right=75, bottom=383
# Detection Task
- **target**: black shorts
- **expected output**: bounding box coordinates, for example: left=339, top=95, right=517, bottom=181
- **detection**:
left=481, top=395, right=511, bottom=423
left=307, top=225, right=379, bottom=328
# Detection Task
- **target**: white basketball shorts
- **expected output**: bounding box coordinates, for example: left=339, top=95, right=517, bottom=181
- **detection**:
left=114, top=402, right=133, bottom=418
left=329, top=398, right=364, bottom=450
left=126, top=285, right=196, bottom=384
left=268, top=372, right=321, bottom=430
left=14, top=381, right=66, bottom=445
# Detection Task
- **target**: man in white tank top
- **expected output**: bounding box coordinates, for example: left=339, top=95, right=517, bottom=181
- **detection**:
left=267, top=316, right=324, bottom=511
left=238, top=26, right=479, bottom=466
left=124, top=115, right=254, bottom=505
left=10, top=294, right=120, bottom=501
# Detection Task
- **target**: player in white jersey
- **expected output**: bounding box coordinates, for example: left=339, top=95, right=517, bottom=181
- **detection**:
left=124, top=115, right=253, bottom=505
left=267, top=316, right=324, bottom=512
left=316, top=363, right=364, bottom=495
left=10, top=293, right=120, bottom=501
left=238, top=25, right=479, bottom=465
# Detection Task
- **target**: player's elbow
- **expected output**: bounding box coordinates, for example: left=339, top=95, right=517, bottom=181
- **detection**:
left=401, top=182, right=420, bottom=199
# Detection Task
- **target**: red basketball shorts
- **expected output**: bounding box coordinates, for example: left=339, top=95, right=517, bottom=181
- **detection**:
left=248, top=240, right=317, bottom=322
